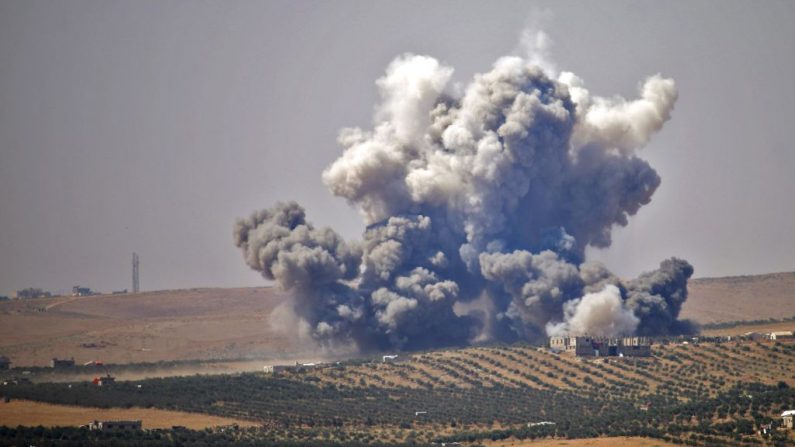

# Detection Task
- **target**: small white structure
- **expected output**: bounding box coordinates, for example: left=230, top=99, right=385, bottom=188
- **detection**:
left=782, top=410, right=795, bottom=430
left=769, top=331, right=794, bottom=340
left=88, top=420, right=141, bottom=431
left=383, top=355, right=399, bottom=362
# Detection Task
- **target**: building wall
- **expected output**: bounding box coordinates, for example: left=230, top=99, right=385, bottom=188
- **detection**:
left=618, top=345, right=652, bottom=357
left=89, top=420, right=142, bottom=431
left=550, top=336, right=651, bottom=357
left=770, top=332, right=794, bottom=340
left=573, top=338, right=596, bottom=356
left=51, top=358, right=75, bottom=368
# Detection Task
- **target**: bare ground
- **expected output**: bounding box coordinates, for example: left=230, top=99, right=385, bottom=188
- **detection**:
left=0, top=287, right=296, bottom=367
left=0, top=271, right=793, bottom=369
left=702, top=320, right=795, bottom=337
left=683, top=271, right=795, bottom=324
left=0, top=399, right=258, bottom=429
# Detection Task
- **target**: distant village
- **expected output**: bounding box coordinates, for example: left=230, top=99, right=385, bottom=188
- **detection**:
left=0, top=284, right=129, bottom=301
left=0, top=253, right=141, bottom=301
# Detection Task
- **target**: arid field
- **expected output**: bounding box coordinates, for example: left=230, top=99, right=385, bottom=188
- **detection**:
left=1, top=272, right=794, bottom=368
left=702, top=320, right=795, bottom=337
left=681, top=271, right=795, bottom=324
left=0, top=399, right=257, bottom=429
left=4, top=338, right=793, bottom=446
left=0, top=287, right=298, bottom=366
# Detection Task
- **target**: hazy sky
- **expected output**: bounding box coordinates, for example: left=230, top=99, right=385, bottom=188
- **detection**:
left=1, top=1, right=794, bottom=296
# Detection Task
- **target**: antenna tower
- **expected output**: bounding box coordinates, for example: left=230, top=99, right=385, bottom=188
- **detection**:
left=132, top=252, right=140, bottom=293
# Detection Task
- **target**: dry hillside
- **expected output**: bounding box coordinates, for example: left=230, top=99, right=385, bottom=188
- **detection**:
left=0, top=400, right=257, bottom=430
left=6, top=339, right=794, bottom=446
left=0, top=287, right=295, bottom=366
left=683, top=271, right=795, bottom=324
left=1, top=271, right=793, bottom=368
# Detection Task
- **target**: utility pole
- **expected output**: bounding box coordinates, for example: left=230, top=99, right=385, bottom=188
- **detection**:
left=132, top=252, right=140, bottom=293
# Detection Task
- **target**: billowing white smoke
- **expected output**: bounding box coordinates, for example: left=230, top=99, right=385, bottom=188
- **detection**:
left=235, top=38, right=695, bottom=351
left=546, top=285, right=639, bottom=337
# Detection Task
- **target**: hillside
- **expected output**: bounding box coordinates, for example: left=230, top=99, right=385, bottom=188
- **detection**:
left=1, top=271, right=793, bottom=368
left=5, top=339, right=794, bottom=446
left=683, top=271, right=795, bottom=324
left=0, top=399, right=257, bottom=430
left=0, top=287, right=296, bottom=366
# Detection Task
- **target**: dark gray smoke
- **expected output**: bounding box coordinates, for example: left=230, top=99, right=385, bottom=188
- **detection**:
left=625, top=258, right=696, bottom=336
left=235, top=38, right=695, bottom=351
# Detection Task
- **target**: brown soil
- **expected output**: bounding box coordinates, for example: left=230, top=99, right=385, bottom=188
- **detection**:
left=702, top=320, right=795, bottom=337
left=1, top=270, right=793, bottom=369
left=0, top=399, right=258, bottom=429
left=682, top=272, right=795, bottom=324
left=0, top=287, right=295, bottom=367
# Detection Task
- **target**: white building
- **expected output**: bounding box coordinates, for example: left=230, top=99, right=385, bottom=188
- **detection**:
left=782, top=410, right=795, bottom=430
left=88, top=420, right=142, bottom=431
left=769, top=331, right=794, bottom=340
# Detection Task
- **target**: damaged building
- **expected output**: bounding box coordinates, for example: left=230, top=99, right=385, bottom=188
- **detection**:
left=549, top=336, right=652, bottom=357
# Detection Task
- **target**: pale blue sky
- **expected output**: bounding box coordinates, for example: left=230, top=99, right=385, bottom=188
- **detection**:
left=1, top=1, right=794, bottom=295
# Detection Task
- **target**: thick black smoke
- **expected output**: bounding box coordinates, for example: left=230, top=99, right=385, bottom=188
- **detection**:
left=235, top=42, right=695, bottom=351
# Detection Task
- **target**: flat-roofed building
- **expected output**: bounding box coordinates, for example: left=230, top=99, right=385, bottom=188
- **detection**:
left=88, top=420, right=142, bottom=431
left=769, top=331, right=794, bottom=340
left=550, top=336, right=651, bottom=357
left=781, top=410, right=794, bottom=430
left=51, top=358, right=75, bottom=368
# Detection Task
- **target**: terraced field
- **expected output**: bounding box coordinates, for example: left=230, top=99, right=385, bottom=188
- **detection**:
left=3, top=339, right=794, bottom=446
left=275, top=340, right=795, bottom=398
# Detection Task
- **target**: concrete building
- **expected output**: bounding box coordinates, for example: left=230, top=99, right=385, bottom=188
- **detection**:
left=51, top=358, right=75, bottom=368
left=263, top=365, right=291, bottom=373
left=72, top=286, right=94, bottom=296
left=618, top=337, right=652, bottom=357
left=549, top=336, right=651, bottom=357
left=88, top=420, right=142, bottom=431
left=769, top=331, right=794, bottom=340
left=0, top=356, right=10, bottom=370
left=782, top=410, right=794, bottom=430
left=382, top=354, right=411, bottom=363
left=14, top=288, right=50, bottom=299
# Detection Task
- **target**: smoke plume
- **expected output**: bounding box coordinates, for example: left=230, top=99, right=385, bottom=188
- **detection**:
left=235, top=36, right=695, bottom=351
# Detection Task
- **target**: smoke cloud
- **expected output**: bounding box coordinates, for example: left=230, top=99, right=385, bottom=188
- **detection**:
left=546, top=285, right=639, bottom=337
left=235, top=33, right=695, bottom=351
